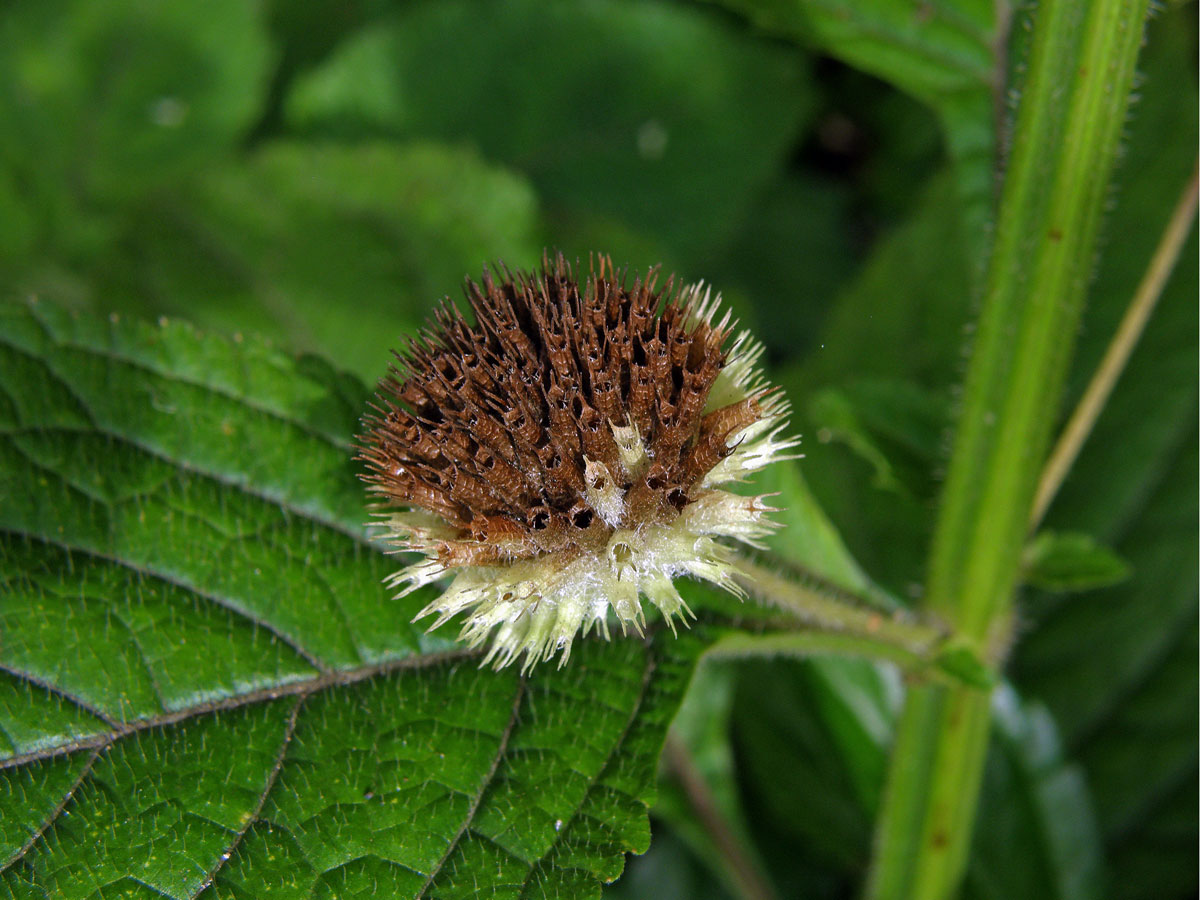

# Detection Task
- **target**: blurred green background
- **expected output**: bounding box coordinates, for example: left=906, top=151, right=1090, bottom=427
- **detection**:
left=0, top=0, right=954, bottom=386
left=1, top=1, right=1195, bottom=898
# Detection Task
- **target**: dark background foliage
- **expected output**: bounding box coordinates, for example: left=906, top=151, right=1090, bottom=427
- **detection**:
left=0, top=1, right=1195, bottom=898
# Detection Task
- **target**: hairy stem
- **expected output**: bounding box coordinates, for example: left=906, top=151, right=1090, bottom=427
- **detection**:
left=731, top=557, right=952, bottom=674
left=704, top=630, right=932, bottom=676
left=867, top=0, right=1151, bottom=896
left=1031, top=161, right=1200, bottom=528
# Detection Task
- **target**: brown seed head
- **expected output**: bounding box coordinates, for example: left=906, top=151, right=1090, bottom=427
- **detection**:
left=360, top=252, right=764, bottom=565
left=358, top=251, right=798, bottom=669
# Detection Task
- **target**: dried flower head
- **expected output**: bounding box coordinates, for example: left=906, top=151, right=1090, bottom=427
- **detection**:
left=359, top=252, right=798, bottom=670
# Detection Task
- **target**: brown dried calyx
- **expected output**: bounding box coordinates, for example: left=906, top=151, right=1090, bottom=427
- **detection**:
left=359, top=252, right=765, bottom=568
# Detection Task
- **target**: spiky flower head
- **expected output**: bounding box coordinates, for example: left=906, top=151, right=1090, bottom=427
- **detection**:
left=359, top=252, right=798, bottom=670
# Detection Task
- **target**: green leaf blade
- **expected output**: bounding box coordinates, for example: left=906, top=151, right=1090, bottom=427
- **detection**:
left=0, top=299, right=707, bottom=898
left=1022, top=531, right=1132, bottom=593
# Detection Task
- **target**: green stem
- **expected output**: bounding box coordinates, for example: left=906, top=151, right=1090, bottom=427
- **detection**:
left=730, top=557, right=954, bottom=676
left=1031, top=163, right=1200, bottom=528
left=866, top=686, right=993, bottom=900
left=705, top=631, right=933, bottom=677
left=866, top=0, right=1151, bottom=895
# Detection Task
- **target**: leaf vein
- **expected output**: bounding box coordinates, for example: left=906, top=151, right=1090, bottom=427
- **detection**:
left=8, top=306, right=353, bottom=453
left=0, top=648, right=478, bottom=770
left=517, top=644, right=657, bottom=898
left=0, top=746, right=102, bottom=873
left=1, top=528, right=332, bottom=675
left=3, top=433, right=114, bottom=507
left=0, top=420, right=372, bottom=549
left=415, top=675, right=528, bottom=898
left=106, top=607, right=171, bottom=713
left=191, top=695, right=306, bottom=897
left=0, top=330, right=101, bottom=433
left=0, top=660, right=120, bottom=730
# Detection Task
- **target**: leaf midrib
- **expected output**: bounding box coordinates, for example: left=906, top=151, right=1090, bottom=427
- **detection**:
left=0, top=648, right=478, bottom=770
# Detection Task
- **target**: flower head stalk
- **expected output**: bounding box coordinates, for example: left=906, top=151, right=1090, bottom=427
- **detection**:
left=359, top=252, right=798, bottom=670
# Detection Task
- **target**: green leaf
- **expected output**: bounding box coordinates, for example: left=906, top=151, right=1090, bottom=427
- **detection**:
left=1015, top=430, right=1198, bottom=900
left=788, top=172, right=974, bottom=393
left=0, top=7, right=545, bottom=382
left=285, top=0, right=815, bottom=266
left=0, top=299, right=704, bottom=898
left=1022, top=532, right=1132, bottom=593
left=703, top=0, right=999, bottom=258
left=732, top=658, right=893, bottom=885
left=810, top=389, right=902, bottom=494
left=808, top=378, right=948, bottom=498
left=257, top=0, right=398, bottom=137
left=753, top=460, right=890, bottom=606
left=732, top=661, right=1101, bottom=900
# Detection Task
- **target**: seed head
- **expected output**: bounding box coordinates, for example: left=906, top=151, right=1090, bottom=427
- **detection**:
left=359, top=252, right=798, bottom=670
